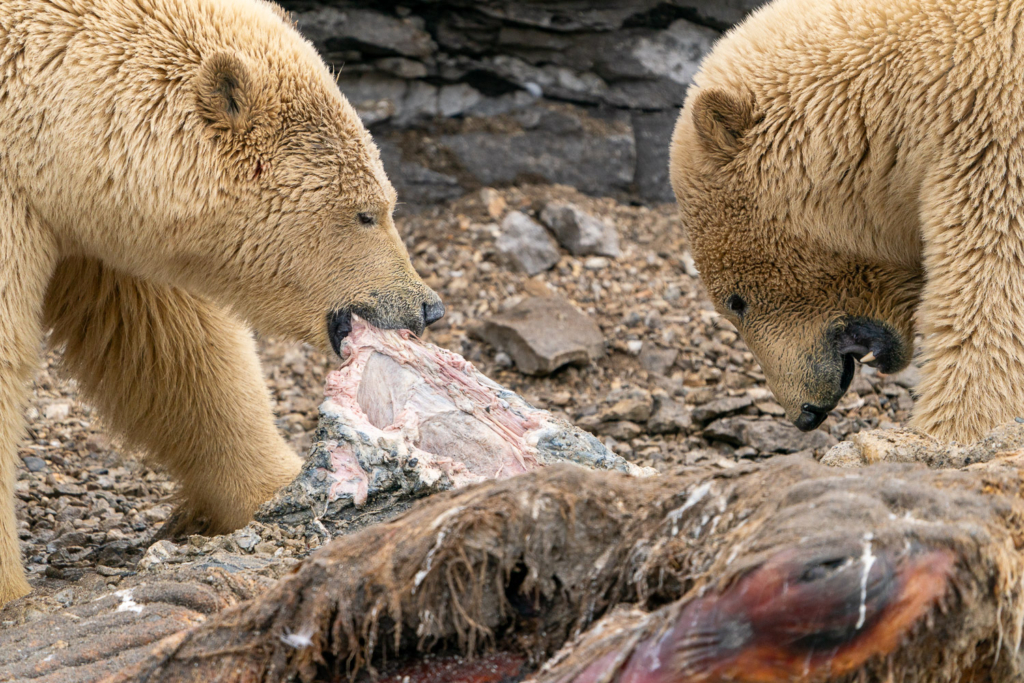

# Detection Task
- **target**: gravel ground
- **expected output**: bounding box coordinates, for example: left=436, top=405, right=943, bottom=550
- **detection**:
left=8, top=184, right=920, bottom=616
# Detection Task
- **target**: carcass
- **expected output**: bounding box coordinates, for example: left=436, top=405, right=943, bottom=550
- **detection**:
left=109, top=450, right=1024, bottom=682
left=255, top=318, right=649, bottom=538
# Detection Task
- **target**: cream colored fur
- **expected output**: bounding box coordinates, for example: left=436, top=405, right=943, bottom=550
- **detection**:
left=671, top=0, right=1024, bottom=446
left=0, top=0, right=440, bottom=605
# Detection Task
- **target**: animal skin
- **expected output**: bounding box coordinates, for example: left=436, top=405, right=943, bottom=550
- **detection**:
left=0, top=0, right=441, bottom=606
left=670, top=0, right=1024, bottom=443
left=104, top=450, right=1024, bottom=682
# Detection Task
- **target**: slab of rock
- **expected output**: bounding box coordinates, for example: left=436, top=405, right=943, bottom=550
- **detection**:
left=691, top=395, right=755, bottom=424
left=704, top=417, right=837, bottom=453
left=257, top=317, right=646, bottom=540
left=821, top=422, right=1024, bottom=469
left=647, top=394, right=692, bottom=434
left=476, top=296, right=605, bottom=375
left=496, top=211, right=561, bottom=275
left=539, top=201, right=620, bottom=257
left=639, top=343, right=678, bottom=375
left=598, top=388, right=654, bottom=423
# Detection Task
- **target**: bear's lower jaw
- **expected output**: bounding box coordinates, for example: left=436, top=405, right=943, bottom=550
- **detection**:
left=327, top=309, right=354, bottom=356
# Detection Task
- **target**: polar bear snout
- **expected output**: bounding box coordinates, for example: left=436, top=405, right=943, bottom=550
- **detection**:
left=790, top=319, right=908, bottom=431
left=327, top=289, right=446, bottom=355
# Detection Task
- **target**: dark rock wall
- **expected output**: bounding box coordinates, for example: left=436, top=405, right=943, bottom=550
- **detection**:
left=279, top=0, right=769, bottom=203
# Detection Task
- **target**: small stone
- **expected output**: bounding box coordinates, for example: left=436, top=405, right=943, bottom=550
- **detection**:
left=626, top=340, right=644, bottom=356
left=893, top=364, right=922, bottom=389
left=254, top=541, right=279, bottom=556
left=599, top=390, right=654, bottom=423
left=735, top=446, right=758, bottom=458
left=480, top=188, right=507, bottom=220
left=755, top=401, right=787, bottom=417
left=477, top=296, right=605, bottom=375
left=539, top=201, right=621, bottom=257
left=639, top=345, right=678, bottom=375
left=691, top=396, right=756, bottom=424
left=138, top=540, right=179, bottom=571
left=496, top=211, right=560, bottom=276
left=494, top=351, right=513, bottom=368
left=584, top=256, right=610, bottom=271
left=820, top=441, right=867, bottom=468
left=44, top=403, right=71, bottom=421
left=596, top=421, right=644, bottom=441
left=647, top=395, right=692, bottom=434
left=234, top=527, right=261, bottom=552
left=142, top=506, right=170, bottom=524
left=22, top=456, right=46, bottom=472
left=703, top=417, right=837, bottom=453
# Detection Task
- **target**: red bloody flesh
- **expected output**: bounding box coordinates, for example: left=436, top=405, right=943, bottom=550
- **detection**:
left=606, top=547, right=954, bottom=683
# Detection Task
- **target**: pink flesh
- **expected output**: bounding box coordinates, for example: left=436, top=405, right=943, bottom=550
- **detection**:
left=323, top=318, right=549, bottom=492
left=327, top=443, right=369, bottom=506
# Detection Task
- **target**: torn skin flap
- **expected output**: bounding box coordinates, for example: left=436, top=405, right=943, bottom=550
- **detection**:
left=609, top=547, right=955, bottom=683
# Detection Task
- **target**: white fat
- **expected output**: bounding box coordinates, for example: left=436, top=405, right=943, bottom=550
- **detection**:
left=856, top=532, right=877, bottom=630
left=115, top=589, right=144, bottom=614
left=280, top=627, right=316, bottom=648
left=667, top=482, right=712, bottom=536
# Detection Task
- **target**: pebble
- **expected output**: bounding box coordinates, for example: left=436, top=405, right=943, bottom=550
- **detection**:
left=22, top=456, right=46, bottom=472
left=44, top=403, right=70, bottom=421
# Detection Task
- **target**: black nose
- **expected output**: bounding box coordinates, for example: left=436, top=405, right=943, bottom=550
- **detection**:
left=423, top=300, right=445, bottom=327
left=794, top=403, right=830, bottom=431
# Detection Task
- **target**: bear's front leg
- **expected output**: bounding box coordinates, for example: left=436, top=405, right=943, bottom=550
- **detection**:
left=912, top=160, right=1024, bottom=443
left=0, top=198, right=59, bottom=606
left=45, top=258, right=302, bottom=534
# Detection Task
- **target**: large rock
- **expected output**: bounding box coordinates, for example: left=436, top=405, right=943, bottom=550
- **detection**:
left=539, top=201, right=620, bottom=257
left=274, top=0, right=772, bottom=204
left=704, top=417, right=838, bottom=453
left=496, top=211, right=561, bottom=275
left=476, top=296, right=606, bottom=375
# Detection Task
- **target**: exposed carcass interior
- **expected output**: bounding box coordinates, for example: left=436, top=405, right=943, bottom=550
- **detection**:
left=257, top=317, right=649, bottom=535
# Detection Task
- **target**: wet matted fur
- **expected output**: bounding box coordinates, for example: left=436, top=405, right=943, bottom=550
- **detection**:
left=110, top=455, right=1024, bottom=682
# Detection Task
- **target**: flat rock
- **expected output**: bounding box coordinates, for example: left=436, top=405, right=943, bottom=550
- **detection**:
left=821, top=422, right=1024, bottom=469
left=476, top=296, right=605, bottom=375
left=691, top=395, right=755, bottom=424
left=639, top=344, right=678, bottom=375
left=647, top=395, right=692, bottom=434
left=539, top=201, right=620, bottom=257
left=598, top=388, right=653, bottom=423
left=496, top=211, right=561, bottom=276
left=704, top=417, right=837, bottom=453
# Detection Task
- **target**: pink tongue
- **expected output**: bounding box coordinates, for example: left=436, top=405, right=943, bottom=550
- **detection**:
left=354, top=351, right=531, bottom=478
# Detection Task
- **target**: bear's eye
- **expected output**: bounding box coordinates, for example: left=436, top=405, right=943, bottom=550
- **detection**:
left=357, top=213, right=376, bottom=227
left=726, top=294, right=747, bottom=317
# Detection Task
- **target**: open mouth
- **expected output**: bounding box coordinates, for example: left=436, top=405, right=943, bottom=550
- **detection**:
left=327, top=309, right=354, bottom=356
left=835, top=318, right=905, bottom=375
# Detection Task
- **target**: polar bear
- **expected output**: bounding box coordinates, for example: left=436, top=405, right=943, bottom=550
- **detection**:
left=0, top=0, right=443, bottom=604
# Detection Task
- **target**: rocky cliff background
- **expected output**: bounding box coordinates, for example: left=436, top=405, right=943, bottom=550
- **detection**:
left=278, top=0, right=768, bottom=204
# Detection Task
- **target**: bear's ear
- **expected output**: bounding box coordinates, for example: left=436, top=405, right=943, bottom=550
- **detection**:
left=691, top=88, right=759, bottom=164
left=196, top=53, right=253, bottom=134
